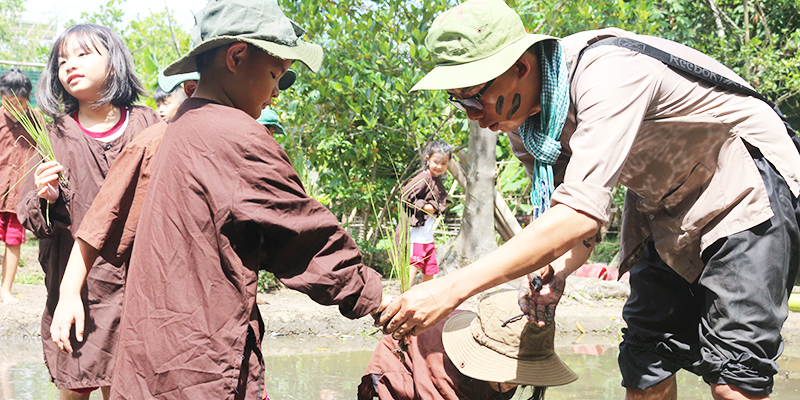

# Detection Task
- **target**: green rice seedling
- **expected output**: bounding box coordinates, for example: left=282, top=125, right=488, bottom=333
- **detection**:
left=2, top=95, right=68, bottom=224
left=388, top=206, right=412, bottom=293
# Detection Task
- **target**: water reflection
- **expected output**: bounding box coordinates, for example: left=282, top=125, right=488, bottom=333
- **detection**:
left=2, top=337, right=799, bottom=399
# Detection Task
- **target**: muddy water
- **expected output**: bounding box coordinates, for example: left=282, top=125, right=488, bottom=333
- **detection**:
left=2, top=336, right=799, bottom=399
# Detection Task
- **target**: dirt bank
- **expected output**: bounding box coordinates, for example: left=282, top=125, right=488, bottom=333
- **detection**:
left=4, top=277, right=799, bottom=346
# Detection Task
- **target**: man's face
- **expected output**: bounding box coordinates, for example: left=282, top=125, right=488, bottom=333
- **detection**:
left=446, top=56, right=542, bottom=133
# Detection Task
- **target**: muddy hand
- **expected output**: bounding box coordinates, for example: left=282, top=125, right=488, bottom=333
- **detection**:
left=371, top=294, right=394, bottom=326
left=518, top=264, right=564, bottom=327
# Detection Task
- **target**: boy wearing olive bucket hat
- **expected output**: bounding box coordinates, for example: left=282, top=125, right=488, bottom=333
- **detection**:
left=106, top=1, right=387, bottom=398
left=360, top=290, right=576, bottom=399
left=380, top=0, right=800, bottom=399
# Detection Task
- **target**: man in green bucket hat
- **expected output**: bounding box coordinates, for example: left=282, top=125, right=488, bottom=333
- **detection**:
left=379, top=1, right=800, bottom=399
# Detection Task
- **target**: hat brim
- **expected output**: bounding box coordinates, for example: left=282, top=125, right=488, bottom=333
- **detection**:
left=442, top=312, right=578, bottom=387
left=164, top=36, right=323, bottom=76
left=410, top=34, right=556, bottom=93
left=158, top=71, right=201, bottom=93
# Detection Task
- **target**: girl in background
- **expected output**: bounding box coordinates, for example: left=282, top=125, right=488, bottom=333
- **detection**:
left=401, top=140, right=451, bottom=285
left=16, top=24, right=160, bottom=400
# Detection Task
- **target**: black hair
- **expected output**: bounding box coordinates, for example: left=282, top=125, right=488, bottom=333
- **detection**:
left=153, top=87, right=170, bottom=103
left=36, top=23, right=145, bottom=119
left=424, top=139, right=453, bottom=159
left=0, top=69, right=32, bottom=99
left=195, top=46, right=223, bottom=74
left=497, top=385, right=546, bottom=400
left=526, top=386, right=547, bottom=400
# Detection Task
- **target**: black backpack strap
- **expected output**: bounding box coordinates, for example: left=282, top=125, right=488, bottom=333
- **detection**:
left=577, top=37, right=797, bottom=139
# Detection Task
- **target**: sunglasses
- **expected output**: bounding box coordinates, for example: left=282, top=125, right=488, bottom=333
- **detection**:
left=448, top=78, right=495, bottom=111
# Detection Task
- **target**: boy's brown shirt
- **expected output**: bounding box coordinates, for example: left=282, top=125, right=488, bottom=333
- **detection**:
left=110, top=98, right=382, bottom=399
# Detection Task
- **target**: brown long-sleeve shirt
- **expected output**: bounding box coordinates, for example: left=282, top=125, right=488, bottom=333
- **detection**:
left=401, top=170, right=447, bottom=227
left=358, top=310, right=510, bottom=400
left=0, top=108, right=37, bottom=213
left=76, top=121, right=167, bottom=267
left=110, top=98, right=382, bottom=399
left=16, top=106, right=160, bottom=389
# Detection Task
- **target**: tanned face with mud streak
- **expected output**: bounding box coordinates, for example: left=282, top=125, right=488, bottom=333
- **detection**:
left=447, top=49, right=543, bottom=133
left=506, top=93, right=521, bottom=120
left=495, top=95, right=504, bottom=115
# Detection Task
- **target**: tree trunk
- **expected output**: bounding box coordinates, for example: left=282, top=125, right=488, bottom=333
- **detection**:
left=440, top=121, right=498, bottom=271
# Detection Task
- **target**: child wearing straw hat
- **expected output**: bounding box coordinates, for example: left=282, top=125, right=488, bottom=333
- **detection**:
left=360, top=290, right=576, bottom=400
left=100, top=0, right=387, bottom=398
left=380, top=0, right=800, bottom=399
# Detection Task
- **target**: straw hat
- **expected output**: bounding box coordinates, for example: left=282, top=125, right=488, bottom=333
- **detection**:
left=164, top=0, right=323, bottom=76
left=410, top=0, right=555, bottom=92
left=442, top=290, right=577, bottom=386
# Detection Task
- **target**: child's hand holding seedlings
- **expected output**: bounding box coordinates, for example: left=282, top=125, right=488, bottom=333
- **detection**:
left=34, top=160, right=63, bottom=204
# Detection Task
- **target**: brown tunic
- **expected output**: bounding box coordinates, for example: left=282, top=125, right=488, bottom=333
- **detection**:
left=358, top=310, right=511, bottom=400
left=16, top=106, right=161, bottom=389
left=110, top=98, right=383, bottom=400
left=76, top=121, right=167, bottom=267
left=401, top=170, right=447, bottom=227
left=0, top=107, right=38, bottom=213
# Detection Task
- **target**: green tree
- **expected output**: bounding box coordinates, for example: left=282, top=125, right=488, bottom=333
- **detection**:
left=0, top=0, right=51, bottom=65
left=69, top=0, right=191, bottom=103
left=276, top=0, right=467, bottom=248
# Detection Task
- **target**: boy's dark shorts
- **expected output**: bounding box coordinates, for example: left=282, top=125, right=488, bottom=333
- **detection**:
left=618, top=147, right=800, bottom=397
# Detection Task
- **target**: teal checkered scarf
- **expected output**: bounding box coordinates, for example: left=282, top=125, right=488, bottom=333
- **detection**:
left=518, top=40, right=569, bottom=219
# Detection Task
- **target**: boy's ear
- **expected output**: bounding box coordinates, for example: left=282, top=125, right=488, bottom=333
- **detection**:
left=225, top=42, right=249, bottom=73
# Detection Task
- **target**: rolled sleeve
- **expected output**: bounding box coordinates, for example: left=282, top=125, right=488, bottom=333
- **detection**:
left=552, top=182, right=614, bottom=223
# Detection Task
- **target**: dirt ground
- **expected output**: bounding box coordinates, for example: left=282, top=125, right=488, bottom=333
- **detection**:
left=4, top=276, right=799, bottom=347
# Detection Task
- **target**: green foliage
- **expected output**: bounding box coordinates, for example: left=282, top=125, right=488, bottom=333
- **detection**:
left=14, top=268, right=44, bottom=285
left=258, top=270, right=281, bottom=293
left=67, top=0, right=192, bottom=105
left=275, top=0, right=467, bottom=230
left=0, top=0, right=50, bottom=64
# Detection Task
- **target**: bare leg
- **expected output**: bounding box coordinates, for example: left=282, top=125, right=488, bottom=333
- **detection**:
left=59, top=389, right=90, bottom=400
left=0, top=244, right=20, bottom=305
left=0, top=361, right=15, bottom=399
left=420, top=274, right=434, bottom=282
left=100, top=386, right=111, bottom=400
left=710, top=383, right=768, bottom=400
left=408, top=265, right=419, bottom=287
left=625, top=376, right=677, bottom=400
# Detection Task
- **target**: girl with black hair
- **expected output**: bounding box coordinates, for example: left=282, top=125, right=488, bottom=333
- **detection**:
left=16, top=23, right=160, bottom=400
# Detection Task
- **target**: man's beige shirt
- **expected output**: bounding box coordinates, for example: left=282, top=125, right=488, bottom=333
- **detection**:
left=508, top=28, right=800, bottom=282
